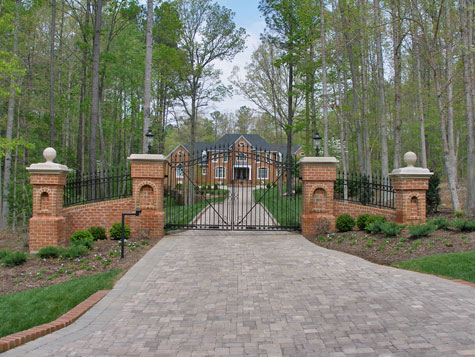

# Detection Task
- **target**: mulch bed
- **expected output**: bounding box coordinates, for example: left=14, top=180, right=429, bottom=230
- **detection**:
left=0, top=232, right=161, bottom=296
left=307, top=227, right=475, bottom=266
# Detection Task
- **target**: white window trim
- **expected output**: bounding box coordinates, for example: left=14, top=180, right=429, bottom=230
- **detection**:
left=257, top=167, right=269, bottom=180
left=255, top=153, right=260, bottom=163
left=237, top=153, right=247, bottom=162
left=215, top=166, right=226, bottom=179
left=202, top=168, right=207, bottom=176
left=223, top=152, right=228, bottom=163
left=265, top=153, right=271, bottom=163
left=176, top=164, right=184, bottom=178
left=212, top=153, right=218, bottom=163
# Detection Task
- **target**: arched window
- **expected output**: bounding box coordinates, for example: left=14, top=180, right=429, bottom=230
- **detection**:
left=176, top=164, right=184, bottom=178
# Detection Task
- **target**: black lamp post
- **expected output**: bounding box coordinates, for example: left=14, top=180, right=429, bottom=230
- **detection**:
left=313, top=131, right=322, bottom=157
left=145, top=128, right=154, bottom=154
left=121, top=210, right=141, bottom=258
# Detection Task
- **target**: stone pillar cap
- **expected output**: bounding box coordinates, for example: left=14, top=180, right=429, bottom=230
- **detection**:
left=127, top=154, right=167, bottom=162
left=27, top=147, right=71, bottom=174
left=389, top=152, right=433, bottom=178
left=299, top=157, right=339, bottom=165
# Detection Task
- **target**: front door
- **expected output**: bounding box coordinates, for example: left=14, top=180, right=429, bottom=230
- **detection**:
left=234, top=167, right=249, bottom=181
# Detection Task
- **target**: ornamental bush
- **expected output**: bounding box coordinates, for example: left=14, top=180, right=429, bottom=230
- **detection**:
left=408, top=223, right=437, bottom=238
left=356, top=214, right=371, bottom=230
left=380, top=222, right=405, bottom=237
left=426, top=173, right=441, bottom=214
left=89, top=226, right=107, bottom=241
left=37, top=246, right=62, bottom=259
left=427, top=217, right=451, bottom=230
left=336, top=214, right=355, bottom=232
left=451, top=218, right=475, bottom=232
left=70, top=230, right=94, bottom=249
left=61, top=245, right=89, bottom=259
left=365, top=215, right=386, bottom=232
left=110, top=223, right=131, bottom=240
left=2, top=251, right=28, bottom=267
left=367, top=220, right=385, bottom=234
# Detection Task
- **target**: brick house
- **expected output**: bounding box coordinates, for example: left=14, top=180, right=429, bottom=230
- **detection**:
left=167, top=134, right=304, bottom=185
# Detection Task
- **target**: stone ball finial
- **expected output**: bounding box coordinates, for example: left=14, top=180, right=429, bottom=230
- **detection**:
left=404, top=151, right=417, bottom=167
left=43, top=147, right=57, bottom=163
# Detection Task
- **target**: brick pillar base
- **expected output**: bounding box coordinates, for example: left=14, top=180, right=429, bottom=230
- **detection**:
left=300, top=157, right=339, bottom=236
left=128, top=154, right=167, bottom=238
left=390, top=152, right=433, bottom=225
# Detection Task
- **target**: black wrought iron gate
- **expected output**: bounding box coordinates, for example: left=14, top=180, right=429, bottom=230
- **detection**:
left=164, top=142, right=301, bottom=231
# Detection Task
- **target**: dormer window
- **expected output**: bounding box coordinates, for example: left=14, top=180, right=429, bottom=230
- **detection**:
left=238, top=142, right=244, bottom=147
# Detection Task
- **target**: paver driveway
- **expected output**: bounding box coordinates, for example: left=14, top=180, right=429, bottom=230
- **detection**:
left=6, top=230, right=475, bottom=356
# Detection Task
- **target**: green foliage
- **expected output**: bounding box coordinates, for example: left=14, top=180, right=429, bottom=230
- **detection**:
left=380, top=222, right=405, bottom=237
left=1, top=251, right=27, bottom=267
left=365, top=215, right=387, bottom=232
left=110, top=223, right=131, bottom=240
left=0, top=249, right=12, bottom=260
left=356, top=214, right=371, bottom=230
left=367, top=220, right=385, bottom=234
left=427, top=217, right=451, bottom=230
left=70, top=230, right=94, bottom=249
left=0, top=270, right=121, bottom=338
left=60, top=245, right=89, bottom=259
left=37, top=246, right=62, bottom=259
left=451, top=218, right=475, bottom=232
left=336, top=214, right=355, bottom=232
left=454, top=210, right=467, bottom=218
left=408, top=223, right=437, bottom=238
left=88, top=226, right=107, bottom=241
left=426, top=173, right=441, bottom=214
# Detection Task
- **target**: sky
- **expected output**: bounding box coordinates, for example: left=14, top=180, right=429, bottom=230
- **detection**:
left=210, top=0, right=264, bottom=114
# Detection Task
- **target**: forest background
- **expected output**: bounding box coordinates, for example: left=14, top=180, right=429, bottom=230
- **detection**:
left=1, top=0, right=474, bottom=230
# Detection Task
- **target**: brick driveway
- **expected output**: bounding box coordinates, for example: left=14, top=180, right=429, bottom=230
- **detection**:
left=6, top=230, right=475, bottom=356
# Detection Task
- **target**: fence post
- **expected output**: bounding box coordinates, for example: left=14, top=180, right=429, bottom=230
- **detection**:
left=127, top=154, right=167, bottom=238
left=27, top=148, right=71, bottom=253
left=300, top=157, right=339, bottom=236
left=390, top=152, right=433, bottom=225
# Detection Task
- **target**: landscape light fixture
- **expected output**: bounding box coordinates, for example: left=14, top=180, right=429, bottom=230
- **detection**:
left=121, top=210, right=141, bottom=258
left=313, top=131, right=322, bottom=157
left=145, top=128, right=154, bottom=154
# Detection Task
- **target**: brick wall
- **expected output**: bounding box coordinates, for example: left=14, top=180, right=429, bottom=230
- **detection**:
left=334, top=201, right=396, bottom=221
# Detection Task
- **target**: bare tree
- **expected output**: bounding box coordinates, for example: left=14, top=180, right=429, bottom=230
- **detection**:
left=142, top=0, right=153, bottom=153
left=49, top=0, right=56, bottom=147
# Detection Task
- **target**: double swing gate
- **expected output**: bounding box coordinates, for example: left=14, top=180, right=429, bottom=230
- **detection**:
left=164, top=143, right=302, bottom=231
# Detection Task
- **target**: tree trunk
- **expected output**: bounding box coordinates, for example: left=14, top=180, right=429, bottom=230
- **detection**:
left=374, top=0, right=389, bottom=176
left=320, top=0, right=328, bottom=156
left=89, top=0, right=103, bottom=175
left=1, top=0, right=20, bottom=229
left=142, top=0, right=154, bottom=153
left=415, top=38, right=427, bottom=168
left=49, top=0, right=56, bottom=147
left=392, top=0, right=402, bottom=169
left=286, top=63, right=294, bottom=195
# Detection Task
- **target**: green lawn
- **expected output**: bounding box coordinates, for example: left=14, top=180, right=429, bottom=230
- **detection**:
left=253, top=186, right=301, bottom=227
left=165, top=192, right=229, bottom=228
left=393, top=251, right=475, bottom=283
left=0, top=270, right=121, bottom=338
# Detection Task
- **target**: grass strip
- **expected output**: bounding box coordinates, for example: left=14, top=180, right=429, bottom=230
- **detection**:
left=0, top=269, right=121, bottom=338
left=393, top=251, right=475, bottom=283
left=253, top=187, right=301, bottom=227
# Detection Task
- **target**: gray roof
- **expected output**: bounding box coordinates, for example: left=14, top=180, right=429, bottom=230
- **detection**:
left=180, top=134, right=301, bottom=157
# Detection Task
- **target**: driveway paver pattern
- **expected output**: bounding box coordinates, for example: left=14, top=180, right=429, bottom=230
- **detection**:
left=5, top=230, right=475, bottom=356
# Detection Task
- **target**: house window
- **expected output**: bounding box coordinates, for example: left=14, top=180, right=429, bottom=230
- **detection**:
left=202, top=168, right=207, bottom=176
left=237, top=153, right=247, bottom=162
left=258, top=167, right=269, bottom=180
left=223, top=152, right=228, bottom=163
left=176, top=164, right=184, bottom=178
left=255, top=153, right=260, bottom=163
left=215, top=166, right=226, bottom=179
left=212, top=153, right=218, bottom=162
left=277, top=169, right=282, bottom=177
left=266, top=153, right=271, bottom=163
left=201, top=150, right=207, bottom=162
left=238, top=142, right=244, bottom=147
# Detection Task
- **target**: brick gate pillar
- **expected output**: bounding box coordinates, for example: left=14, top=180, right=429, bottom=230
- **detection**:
left=390, top=152, right=433, bottom=225
left=128, top=154, right=167, bottom=238
left=27, top=148, right=71, bottom=253
left=300, top=157, right=339, bottom=237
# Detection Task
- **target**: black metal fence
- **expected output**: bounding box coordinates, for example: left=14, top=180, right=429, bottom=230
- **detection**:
left=63, top=167, right=132, bottom=207
left=334, top=171, right=395, bottom=209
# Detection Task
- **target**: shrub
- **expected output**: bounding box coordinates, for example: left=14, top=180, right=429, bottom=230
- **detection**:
left=452, top=218, right=475, bottom=232
left=426, top=173, right=441, bottom=214
left=365, top=215, right=386, bottom=232
left=408, top=223, right=437, bottom=238
left=454, top=210, right=467, bottom=218
left=70, top=230, right=94, bottom=250
left=89, top=226, right=107, bottom=241
left=427, top=217, right=451, bottom=230
left=37, top=246, right=62, bottom=259
left=367, top=220, right=385, bottom=234
left=61, top=245, right=89, bottom=259
left=0, top=249, right=11, bottom=260
left=380, top=222, right=405, bottom=237
left=356, top=214, right=371, bottom=231
left=336, top=214, right=355, bottom=232
left=214, top=184, right=218, bottom=190
left=266, top=182, right=272, bottom=189
left=110, top=223, right=131, bottom=240
left=2, top=251, right=27, bottom=267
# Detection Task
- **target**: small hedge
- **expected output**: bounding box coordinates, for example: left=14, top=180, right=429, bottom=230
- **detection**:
left=110, top=223, right=131, bottom=240
left=356, top=214, right=371, bottom=230
left=365, top=215, right=386, bottom=232
left=451, top=218, right=475, bottom=232
left=380, top=222, right=405, bottom=237
left=70, top=230, right=94, bottom=250
left=88, top=226, right=107, bottom=241
left=1, top=250, right=28, bottom=267
left=427, top=217, right=451, bottom=230
left=336, top=214, right=355, bottom=232
left=408, top=223, right=436, bottom=238
left=37, top=246, right=62, bottom=259
left=61, top=245, right=89, bottom=259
